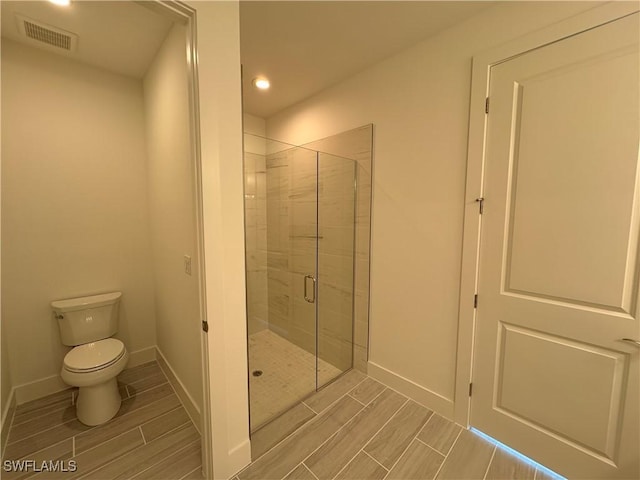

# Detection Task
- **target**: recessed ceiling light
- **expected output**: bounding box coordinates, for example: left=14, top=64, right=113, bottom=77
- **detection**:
left=49, top=0, right=71, bottom=6
left=253, top=78, right=270, bottom=90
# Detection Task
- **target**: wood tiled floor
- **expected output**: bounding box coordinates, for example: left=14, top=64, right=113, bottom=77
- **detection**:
left=3, top=364, right=562, bottom=480
left=241, top=370, right=559, bottom=480
left=2, top=361, right=202, bottom=480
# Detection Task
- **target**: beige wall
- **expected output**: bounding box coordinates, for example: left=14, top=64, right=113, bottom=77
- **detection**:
left=243, top=113, right=265, bottom=139
left=1, top=330, right=10, bottom=412
left=1, top=40, right=157, bottom=389
left=143, top=24, right=202, bottom=416
left=1, top=130, right=11, bottom=444
left=266, top=2, right=602, bottom=417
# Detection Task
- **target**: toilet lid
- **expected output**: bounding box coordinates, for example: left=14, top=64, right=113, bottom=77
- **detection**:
left=64, top=338, right=125, bottom=373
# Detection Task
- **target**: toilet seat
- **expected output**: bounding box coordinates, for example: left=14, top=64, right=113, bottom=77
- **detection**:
left=64, top=338, right=126, bottom=373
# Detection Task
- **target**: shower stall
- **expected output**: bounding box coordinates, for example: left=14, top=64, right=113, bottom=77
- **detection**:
left=243, top=133, right=358, bottom=431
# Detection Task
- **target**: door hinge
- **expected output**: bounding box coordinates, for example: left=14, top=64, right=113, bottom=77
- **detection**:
left=202, top=320, right=209, bottom=333
left=475, top=197, right=484, bottom=214
left=485, top=97, right=490, bottom=114
left=474, top=294, right=478, bottom=308
left=469, top=383, right=473, bottom=396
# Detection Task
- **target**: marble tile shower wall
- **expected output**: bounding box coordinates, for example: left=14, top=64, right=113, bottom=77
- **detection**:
left=247, top=126, right=373, bottom=377
left=317, top=155, right=356, bottom=374
left=303, top=126, right=373, bottom=374
left=266, top=147, right=319, bottom=356
left=244, top=151, right=269, bottom=335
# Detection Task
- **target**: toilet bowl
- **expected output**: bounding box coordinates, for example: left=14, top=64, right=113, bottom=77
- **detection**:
left=52, top=291, right=128, bottom=426
left=61, top=338, right=129, bottom=426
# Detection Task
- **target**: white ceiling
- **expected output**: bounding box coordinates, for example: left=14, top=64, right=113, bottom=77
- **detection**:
left=1, top=1, right=495, bottom=117
left=240, top=1, right=495, bottom=118
left=1, top=1, right=173, bottom=78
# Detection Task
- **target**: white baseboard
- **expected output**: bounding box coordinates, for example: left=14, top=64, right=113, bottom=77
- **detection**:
left=368, top=361, right=455, bottom=420
left=228, top=438, right=252, bottom=477
left=155, top=346, right=202, bottom=434
left=1, top=387, right=16, bottom=459
left=14, top=374, right=68, bottom=405
left=127, top=346, right=157, bottom=368
left=13, top=345, right=157, bottom=406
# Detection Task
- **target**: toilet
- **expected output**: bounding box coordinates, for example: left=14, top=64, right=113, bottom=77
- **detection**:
left=51, top=291, right=129, bottom=426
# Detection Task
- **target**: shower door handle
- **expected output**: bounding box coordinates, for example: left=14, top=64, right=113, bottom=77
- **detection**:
left=304, top=275, right=316, bottom=303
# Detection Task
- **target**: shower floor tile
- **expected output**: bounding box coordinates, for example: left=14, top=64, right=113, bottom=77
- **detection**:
left=1, top=361, right=202, bottom=480
left=248, top=330, right=342, bottom=431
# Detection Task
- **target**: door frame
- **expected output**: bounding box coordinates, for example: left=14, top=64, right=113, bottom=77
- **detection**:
left=147, top=1, right=215, bottom=477
left=156, top=2, right=252, bottom=478
left=454, top=0, right=640, bottom=427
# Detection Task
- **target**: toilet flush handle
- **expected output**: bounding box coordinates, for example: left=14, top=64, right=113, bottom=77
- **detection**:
left=54, top=313, right=64, bottom=320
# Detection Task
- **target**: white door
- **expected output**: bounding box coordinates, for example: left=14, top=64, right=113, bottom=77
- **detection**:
left=471, top=13, right=639, bottom=479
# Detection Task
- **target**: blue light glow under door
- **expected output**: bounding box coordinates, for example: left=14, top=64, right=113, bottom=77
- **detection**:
left=470, top=428, right=566, bottom=479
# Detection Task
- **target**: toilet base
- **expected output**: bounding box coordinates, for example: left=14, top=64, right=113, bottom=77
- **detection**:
left=76, top=377, right=122, bottom=426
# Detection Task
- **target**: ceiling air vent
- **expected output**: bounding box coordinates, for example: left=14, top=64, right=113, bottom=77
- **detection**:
left=16, top=15, right=78, bottom=52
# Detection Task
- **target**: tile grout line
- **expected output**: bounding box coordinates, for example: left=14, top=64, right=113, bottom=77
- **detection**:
left=300, top=400, right=317, bottom=414
left=72, top=435, right=75, bottom=457
left=139, top=426, right=147, bottom=445
left=308, top=394, right=408, bottom=480
left=122, top=437, right=201, bottom=480
left=443, top=427, right=463, bottom=458
left=416, top=410, right=436, bottom=436
left=245, top=374, right=370, bottom=467
left=6, top=417, right=76, bottom=448
left=275, top=399, right=368, bottom=480
left=353, top=397, right=411, bottom=470
left=7, top=391, right=76, bottom=435
left=74, top=420, right=193, bottom=480
left=414, top=435, right=448, bottom=457
left=380, top=411, right=435, bottom=480
left=345, top=393, right=366, bottom=407
left=362, top=449, right=389, bottom=471
left=304, top=463, right=321, bottom=480
left=4, top=363, right=169, bottom=461
left=5, top=382, right=173, bottom=450
left=124, top=380, right=171, bottom=399
left=1, top=397, right=18, bottom=460
left=10, top=402, right=73, bottom=429
left=179, top=466, right=203, bottom=480
left=350, top=380, right=388, bottom=408
left=8, top=413, right=109, bottom=451
left=75, top=425, right=144, bottom=458
left=482, top=444, right=498, bottom=480
left=244, top=409, right=317, bottom=466
left=5, top=437, right=73, bottom=466
left=431, top=427, right=463, bottom=479
left=305, top=373, right=370, bottom=416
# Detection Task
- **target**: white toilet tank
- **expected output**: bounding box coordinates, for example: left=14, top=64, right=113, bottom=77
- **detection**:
left=51, top=292, right=122, bottom=346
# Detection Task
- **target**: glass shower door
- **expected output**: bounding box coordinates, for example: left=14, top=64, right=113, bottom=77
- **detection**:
left=244, top=134, right=358, bottom=432
left=283, top=145, right=319, bottom=404
left=244, top=135, right=319, bottom=432
left=317, top=153, right=357, bottom=388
